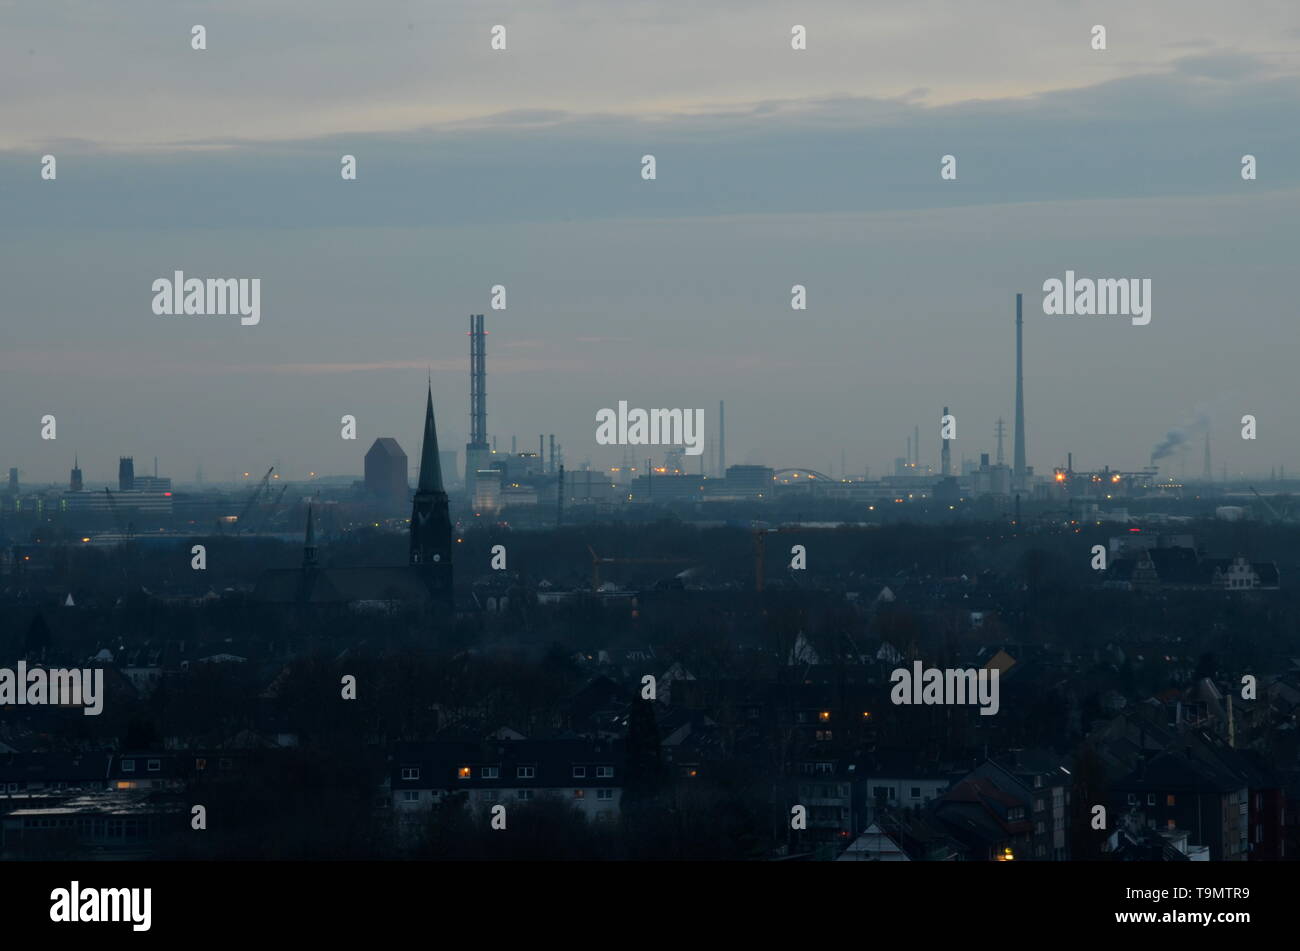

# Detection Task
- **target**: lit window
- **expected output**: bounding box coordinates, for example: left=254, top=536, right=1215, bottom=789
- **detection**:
left=1166, top=794, right=1176, bottom=806
left=457, top=767, right=471, bottom=779
left=574, top=789, right=585, bottom=798
left=818, top=711, right=831, bottom=723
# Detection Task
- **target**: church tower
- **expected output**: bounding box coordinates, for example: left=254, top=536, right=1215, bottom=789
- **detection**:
left=410, top=384, right=453, bottom=600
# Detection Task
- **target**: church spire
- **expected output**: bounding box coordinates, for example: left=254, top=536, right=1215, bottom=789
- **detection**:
left=303, top=502, right=318, bottom=569
left=417, top=384, right=444, bottom=493
left=409, top=381, right=453, bottom=600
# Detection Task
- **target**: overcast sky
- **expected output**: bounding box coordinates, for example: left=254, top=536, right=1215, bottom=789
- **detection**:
left=3, top=1, right=1299, bottom=484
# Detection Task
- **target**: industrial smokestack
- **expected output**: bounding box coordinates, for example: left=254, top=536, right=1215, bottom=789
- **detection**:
left=940, top=406, right=951, bottom=477
left=549, top=435, right=555, bottom=474
left=1013, top=293, right=1027, bottom=491
left=914, top=424, right=920, bottom=468
left=465, top=314, right=490, bottom=491
left=719, top=400, right=726, bottom=478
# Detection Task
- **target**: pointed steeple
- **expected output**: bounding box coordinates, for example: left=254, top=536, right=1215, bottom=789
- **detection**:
left=417, top=384, right=444, bottom=493
left=409, top=382, right=453, bottom=596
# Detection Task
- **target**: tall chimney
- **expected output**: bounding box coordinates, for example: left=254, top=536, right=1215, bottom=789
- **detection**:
left=465, top=314, right=489, bottom=492
left=719, top=400, right=726, bottom=478
left=1013, top=293, right=1027, bottom=491
left=940, top=406, right=951, bottom=477
left=914, top=424, right=920, bottom=469
left=549, top=435, right=556, bottom=475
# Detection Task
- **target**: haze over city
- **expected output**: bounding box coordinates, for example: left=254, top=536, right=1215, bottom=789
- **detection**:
left=3, top=0, right=1298, bottom=484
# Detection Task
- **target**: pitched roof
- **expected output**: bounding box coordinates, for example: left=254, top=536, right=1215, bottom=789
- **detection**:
left=366, top=437, right=407, bottom=460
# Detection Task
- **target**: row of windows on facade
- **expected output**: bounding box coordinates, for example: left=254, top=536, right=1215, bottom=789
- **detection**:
left=401, top=788, right=614, bottom=802
left=20, top=816, right=150, bottom=837
left=5, top=780, right=169, bottom=793
left=795, top=711, right=871, bottom=723
left=1128, top=793, right=1181, bottom=806
left=400, top=765, right=614, bottom=781
left=120, top=757, right=233, bottom=772
left=870, top=786, right=933, bottom=800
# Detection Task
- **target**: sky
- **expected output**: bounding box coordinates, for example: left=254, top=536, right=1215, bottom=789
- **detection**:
left=2, top=0, right=1299, bottom=485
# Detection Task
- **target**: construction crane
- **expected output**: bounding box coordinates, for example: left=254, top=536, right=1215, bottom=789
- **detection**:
left=253, top=482, right=290, bottom=534
left=102, top=487, right=134, bottom=541
left=752, top=524, right=876, bottom=593
left=586, top=545, right=690, bottom=592
left=1249, top=486, right=1291, bottom=522
left=235, top=467, right=274, bottom=532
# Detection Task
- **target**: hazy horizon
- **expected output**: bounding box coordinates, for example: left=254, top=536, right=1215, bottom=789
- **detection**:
left=4, top=1, right=1299, bottom=483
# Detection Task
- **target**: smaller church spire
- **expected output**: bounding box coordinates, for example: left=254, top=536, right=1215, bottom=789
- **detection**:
left=303, top=502, right=318, bottom=569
